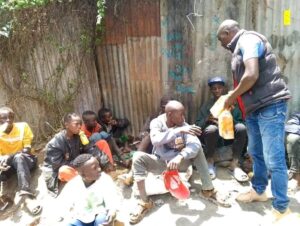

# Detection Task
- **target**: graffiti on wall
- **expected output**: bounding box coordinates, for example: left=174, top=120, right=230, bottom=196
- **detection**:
left=161, top=17, right=195, bottom=93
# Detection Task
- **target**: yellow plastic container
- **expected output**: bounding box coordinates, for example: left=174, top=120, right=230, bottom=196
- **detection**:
left=218, top=109, right=234, bottom=139
left=79, top=131, right=89, bottom=145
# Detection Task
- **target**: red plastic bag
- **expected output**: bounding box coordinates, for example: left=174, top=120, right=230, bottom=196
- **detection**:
left=163, top=170, right=190, bottom=200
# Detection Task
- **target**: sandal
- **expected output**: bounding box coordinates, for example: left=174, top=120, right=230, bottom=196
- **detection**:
left=24, top=198, right=42, bottom=216
left=129, top=200, right=154, bottom=224
left=208, top=164, right=216, bottom=180
left=228, top=167, right=249, bottom=182
left=19, top=190, right=36, bottom=198
left=199, top=189, right=231, bottom=208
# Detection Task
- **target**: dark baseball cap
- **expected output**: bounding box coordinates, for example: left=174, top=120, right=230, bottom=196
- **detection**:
left=208, top=76, right=225, bottom=87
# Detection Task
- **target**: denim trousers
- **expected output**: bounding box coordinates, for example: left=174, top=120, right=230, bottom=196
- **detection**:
left=245, top=100, right=289, bottom=212
left=67, top=213, right=107, bottom=226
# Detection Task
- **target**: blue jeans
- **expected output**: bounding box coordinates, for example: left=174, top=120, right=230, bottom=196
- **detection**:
left=245, top=100, right=289, bottom=212
left=67, top=213, right=107, bottom=226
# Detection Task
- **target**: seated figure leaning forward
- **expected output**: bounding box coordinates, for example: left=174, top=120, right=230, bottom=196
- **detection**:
left=129, top=100, right=231, bottom=225
left=0, top=106, right=41, bottom=215
left=195, top=76, right=248, bottom=182
left=43, top=113, right=109, bottom=196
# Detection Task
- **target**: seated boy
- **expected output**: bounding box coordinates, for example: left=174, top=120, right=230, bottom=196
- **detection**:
left=43, top=113, right=109, bottom=196
left=81, top=110, right=114, bottom=164
left=0, top=106, right=41, bottom=215
left=285, top=112, right=300, bottom=188
left=82, top=110, right=130, bottom=168
left=57, top=154, right=119, bottom=226
left=195, top=76, right=248, bottom=182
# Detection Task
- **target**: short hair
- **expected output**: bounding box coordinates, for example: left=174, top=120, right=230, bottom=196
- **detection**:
left=217, top=19, right=240, bottom=36
left=82, top=110, right=97, bottom=120
left=72, top=154, right=93, bottom=169
left=0, top=106, right=14, bottom=114
left=98, top=108, right=111, bottom=120
left=63, top=112, right=80, bottom=124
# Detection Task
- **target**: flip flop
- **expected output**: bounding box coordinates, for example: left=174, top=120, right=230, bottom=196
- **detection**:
left=208, top=164, right=216, bottom=180
left=199, top=189, right=231, bottom=208
left=129, top=200, right=154, bottom=224
left=19, top=190, right=36, bottom=198
left=229, top=167, right=249, bottom=182
left=24, top=198, right=42, bottom=216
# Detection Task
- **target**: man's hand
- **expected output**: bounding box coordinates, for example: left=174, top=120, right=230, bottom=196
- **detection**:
left=109, top=119, right=118, bottom=126
left=22, top=147, right=31, bottom=154
left=0, top=155, right=11, bottom=171
left=207, top=114, right=218, bottom=125
left=167, top=155, right=184, bottom=170
left=180, top=125, right=202, bottom=136
left=224, top=92, right=236, bottom=110
left=103, top=210, right=116, bottom=225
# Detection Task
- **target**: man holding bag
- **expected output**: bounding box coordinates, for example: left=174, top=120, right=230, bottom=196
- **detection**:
left=217, top=19, right=291, bottom=222
left=195, top=77, right=248, bottom=181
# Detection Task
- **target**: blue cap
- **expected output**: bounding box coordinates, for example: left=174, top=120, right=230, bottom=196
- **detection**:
left=208, top=76, right=225, bottom=86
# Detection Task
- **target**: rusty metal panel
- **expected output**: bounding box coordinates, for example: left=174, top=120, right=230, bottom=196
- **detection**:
left=102, top=0, right=161, bottom=44
left=97, top=0, right=162, bottom=135
left=96, top=36, right=163, bottom=134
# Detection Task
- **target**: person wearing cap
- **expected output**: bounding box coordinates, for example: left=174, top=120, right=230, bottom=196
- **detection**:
left=217, top=19, right=291, bottom=221
left=129, top=100, right=231, bottom=225
left=0, top=106, right=41, bottom=215
left=195, top=76, right=248, bottom=182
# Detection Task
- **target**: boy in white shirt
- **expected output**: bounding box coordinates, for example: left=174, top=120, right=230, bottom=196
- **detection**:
left=57, top=154, right=119, bottom=226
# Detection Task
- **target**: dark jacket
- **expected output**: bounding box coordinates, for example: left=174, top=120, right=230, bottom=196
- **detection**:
left=229, top=29, right=291, bottom=114
left=43, top=130, right=109, bottom=194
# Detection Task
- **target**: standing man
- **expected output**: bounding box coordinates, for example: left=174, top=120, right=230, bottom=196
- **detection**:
left=217, top=19, right=291, bottom=221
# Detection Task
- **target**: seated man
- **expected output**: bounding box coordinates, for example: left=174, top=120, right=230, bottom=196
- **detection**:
left=43, top=113, right=109, bottom=196
left=285, top=112, right=300, bottom=188
left=195, top=76, right=248, bottom=182
left=129, top=101, right=230, bottom=225
left=56, top=154, right=119, bottom=226
left=0, top=106, right=41, bottom=215
left=98, top=107, right=130, bottom=139
left=82, top=110, right=129, bottom=167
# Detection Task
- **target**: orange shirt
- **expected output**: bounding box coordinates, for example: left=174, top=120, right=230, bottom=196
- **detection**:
left=0, top=122, right=33, bottom=155
left=81, top=123, right=101, bottom=138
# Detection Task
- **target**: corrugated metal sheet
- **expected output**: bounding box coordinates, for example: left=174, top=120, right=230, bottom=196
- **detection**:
left=97, top=0, right=162, bottom=134
left=97, top=0, right=300, bottom=136
left=251, top=0, right=300, bottom=115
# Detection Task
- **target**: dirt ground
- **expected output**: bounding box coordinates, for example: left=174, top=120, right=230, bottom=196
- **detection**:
left=0, top=153, right=299, bottom=226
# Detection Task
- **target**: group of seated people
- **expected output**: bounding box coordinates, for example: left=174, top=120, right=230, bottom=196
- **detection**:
left=0, top=76, right=299, bottom=225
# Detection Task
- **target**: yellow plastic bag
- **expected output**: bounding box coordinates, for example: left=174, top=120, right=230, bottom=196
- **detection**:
left=218, top=109, right=234, bottom=139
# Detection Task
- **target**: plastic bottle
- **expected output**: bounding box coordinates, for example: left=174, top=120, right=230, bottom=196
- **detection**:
left=79, top=131, right=89, bottom=145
